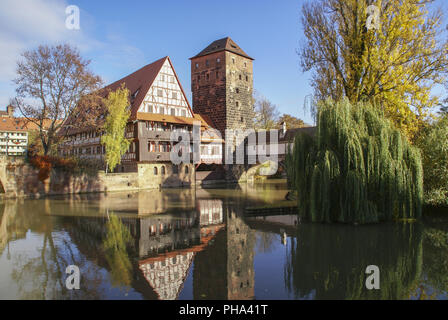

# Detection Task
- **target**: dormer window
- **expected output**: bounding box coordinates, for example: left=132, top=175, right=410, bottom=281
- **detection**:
left=132, top=88, right=140, bottom=99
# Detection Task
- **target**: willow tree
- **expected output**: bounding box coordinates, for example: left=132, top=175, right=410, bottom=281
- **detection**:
left=300, top=0, right=448, bottom=140
left=286, top=99, right=423, bottom=224
left=101, top=86, right=131, bottom=173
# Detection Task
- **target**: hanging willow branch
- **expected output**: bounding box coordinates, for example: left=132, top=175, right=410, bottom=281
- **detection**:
left=286, top=99, right=423, bottom=224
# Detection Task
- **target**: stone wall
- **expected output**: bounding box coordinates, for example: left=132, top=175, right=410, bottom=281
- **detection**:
left=0, top=160, right=196, bottom=199
left=190, top=50, right=254, bottom=141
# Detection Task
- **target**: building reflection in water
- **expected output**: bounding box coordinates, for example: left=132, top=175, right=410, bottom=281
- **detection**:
left=137, top=196, right=256, bottom=300
left=138, top=199, right=225, bottom=300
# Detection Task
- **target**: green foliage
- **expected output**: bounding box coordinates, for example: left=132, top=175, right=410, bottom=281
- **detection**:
left=286, top=99, right=423, bottom=224
left=284, top=223, right=423, bottom=299
left=422, top=228, right=448, bottom=294
left=103, top=213, right=133, bottom=287
left=278, top=114, right=305, bottom=129
left=416, top=116, right=448, bottom=206
left=101, top=86, right=131, bottom=173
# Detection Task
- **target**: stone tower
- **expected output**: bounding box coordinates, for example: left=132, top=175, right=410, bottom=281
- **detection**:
left=190, top=37, right=254, bottom=139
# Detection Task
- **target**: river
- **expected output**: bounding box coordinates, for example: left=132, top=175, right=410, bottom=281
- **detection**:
left=0, top=180, right=447, bottom=300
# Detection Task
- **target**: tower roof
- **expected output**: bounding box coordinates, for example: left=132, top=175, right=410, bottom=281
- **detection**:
left=190, top=37, right=254, bottom=60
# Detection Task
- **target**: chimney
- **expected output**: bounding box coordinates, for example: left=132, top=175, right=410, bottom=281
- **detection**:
left=7, top=105, right=14, bottom=117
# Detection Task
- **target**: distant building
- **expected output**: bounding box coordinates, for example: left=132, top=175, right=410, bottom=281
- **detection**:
left=0, top=105, right=62, bottom=157
left=0, top=116, right=28, bottom=157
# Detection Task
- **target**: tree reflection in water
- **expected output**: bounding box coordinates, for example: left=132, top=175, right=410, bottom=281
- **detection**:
left=284, top=223, right=423, bottom=299
left=103, top=212, right=133, bottom=288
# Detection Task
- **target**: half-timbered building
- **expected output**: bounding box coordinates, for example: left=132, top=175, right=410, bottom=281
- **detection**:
left=59, top=56, right=223, bottom=187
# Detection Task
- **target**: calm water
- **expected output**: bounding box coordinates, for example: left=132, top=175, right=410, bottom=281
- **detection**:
left=0, top=181, right=447, bottom=300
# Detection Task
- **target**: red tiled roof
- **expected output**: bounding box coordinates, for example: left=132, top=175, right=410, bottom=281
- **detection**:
left=190, top=37, right=254, bottom=60
left=61, top=56, right=197, bottom=135
left=0, top=116, right=59, bottom=132
left=101, top=56, right=194, bottom=120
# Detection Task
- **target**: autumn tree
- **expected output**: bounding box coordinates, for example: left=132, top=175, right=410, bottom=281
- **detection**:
left=13, top=44, right=102, bottom=155
left=253, top=94, right=280, bottom=130
left=101, top=86, right=131, bottom=173
left=278, top=114, right=306, bottom=129
left=300, top=0, right=448, bottom=140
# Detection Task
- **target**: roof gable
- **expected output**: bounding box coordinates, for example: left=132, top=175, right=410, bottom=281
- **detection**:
left=190, top=37, right=253, bottom=60
left=102, top=56, right=167, bottom=120
left=137, top=58, right=194, bottom=118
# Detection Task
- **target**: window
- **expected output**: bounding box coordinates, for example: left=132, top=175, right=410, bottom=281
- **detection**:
left=239, top=74, right=242, bottom=80
left=216, top=71, right=219, bottom=78
left=195, top=63, right=199, bottom=69
left=161, top=166, right=166, bottom=175
left=170, top=76, right=175, bottom=83
left=246, top=75, right=249, bottom=81
left=197, top=75, right=200, bottom=81
left=154, top=167, right=158, bottom=175
left=172, top=92, right=177, bottom=99
left=160, top=75, right=165, bottom=81
left=206, top=74, right=209, bottom=80
left=159, top=107, right=165, bottom=115
left=244, top=62, right=247, bottom=67
left=236, top=101, right=239, bottom=107
left=148, top=105, right=153, bottom=113
left=173, top=165, right=178, bottom=174
left=171, top=108, right=175, bottom=116
left=241, top=116, right=244, bottom=122
left=236, top=88, right=239, bottom=93
left=149, top=141, right=156, bottom=152
left=185, top=166, right=189, bottom=174
left=232, top=58, right=235, bottom=64
left=216, top=58, right=220, bottom=63
left=157, top=89, right=163, bottom=97
left=181, top=109, right=186, bottom=117
left=206, top=60, right=209, bottom=67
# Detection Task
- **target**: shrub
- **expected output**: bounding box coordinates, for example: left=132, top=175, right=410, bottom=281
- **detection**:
left=416, top=117, right=448, bottom=206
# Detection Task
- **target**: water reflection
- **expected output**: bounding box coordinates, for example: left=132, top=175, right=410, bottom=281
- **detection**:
left=0, top=182, right=447, bottom=300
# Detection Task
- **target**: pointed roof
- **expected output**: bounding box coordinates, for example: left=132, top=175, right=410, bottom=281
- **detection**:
left=102, top=56, right=194, bottom=120
left=190, top=37, right=254, bottom=60
left=60, top=56, right=199, bottom=135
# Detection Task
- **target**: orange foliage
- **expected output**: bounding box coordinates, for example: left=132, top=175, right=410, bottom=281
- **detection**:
left=29, top=155, right=76, bottom=181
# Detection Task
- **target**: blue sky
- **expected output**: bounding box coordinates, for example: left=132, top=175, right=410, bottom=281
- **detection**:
left=1, top=0, right=447, bottom=124
left=0, top=0, right=315, bottom=124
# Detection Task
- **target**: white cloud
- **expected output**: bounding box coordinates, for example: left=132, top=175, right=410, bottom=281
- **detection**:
left=0, top=0, right=145, bottom=108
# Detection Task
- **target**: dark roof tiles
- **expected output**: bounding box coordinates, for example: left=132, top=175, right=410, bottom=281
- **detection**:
left=190, top=37, right=253, bottom=60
